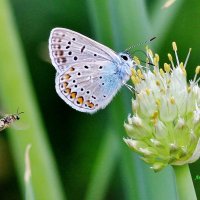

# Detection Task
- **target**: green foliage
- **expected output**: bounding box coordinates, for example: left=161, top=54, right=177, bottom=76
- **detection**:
left=0, top=0, right=199, bottom=199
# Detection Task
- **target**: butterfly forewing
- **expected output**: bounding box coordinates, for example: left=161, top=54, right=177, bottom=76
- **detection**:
left=49, top=28, right=121, bottom=72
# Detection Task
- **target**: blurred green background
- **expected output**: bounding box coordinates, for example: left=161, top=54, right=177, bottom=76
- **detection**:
left=0, top=0, right=200, bottom=199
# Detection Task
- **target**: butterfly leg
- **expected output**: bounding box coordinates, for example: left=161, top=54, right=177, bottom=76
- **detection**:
left=122, top=81, right=135, bottom=93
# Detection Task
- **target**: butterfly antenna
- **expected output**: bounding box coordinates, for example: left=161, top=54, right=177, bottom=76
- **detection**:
left=140, top=60, right=154, bottom=66
left=124, top=37, right=156, bottom=53
left=132, top=49, right=154, bottom=67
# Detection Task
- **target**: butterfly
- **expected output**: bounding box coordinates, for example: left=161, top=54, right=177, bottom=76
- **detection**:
left=0, top=109, right=24, bottom=131
left=48, top=28, right=136, bottom=113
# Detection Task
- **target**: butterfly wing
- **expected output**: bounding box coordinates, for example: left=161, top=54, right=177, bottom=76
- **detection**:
left=55, top=60, right=123, bottom=113
left=49, top=28, right=121, bottom=72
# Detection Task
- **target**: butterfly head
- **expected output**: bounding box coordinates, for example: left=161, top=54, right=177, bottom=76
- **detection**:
left=118, top=52, right=136, bottom=75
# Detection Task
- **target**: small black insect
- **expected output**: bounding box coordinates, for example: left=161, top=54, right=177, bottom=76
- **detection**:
left=0, top=109, right=24, bottom=131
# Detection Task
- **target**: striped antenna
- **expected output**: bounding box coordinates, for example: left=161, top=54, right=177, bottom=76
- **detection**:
left=124, top=37, right=156, bottom=52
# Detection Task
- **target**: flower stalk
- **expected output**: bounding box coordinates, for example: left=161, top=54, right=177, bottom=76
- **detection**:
left=173, top=165, right=197, bottom=200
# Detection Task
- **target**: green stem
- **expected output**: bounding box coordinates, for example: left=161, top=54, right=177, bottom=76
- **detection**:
left=173, top=165, right=197, bottom=200
left=85, top=129, right=119, bottom=200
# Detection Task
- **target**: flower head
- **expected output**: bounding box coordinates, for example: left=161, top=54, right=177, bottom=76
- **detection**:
left=124, top=42, right=200, bottom=171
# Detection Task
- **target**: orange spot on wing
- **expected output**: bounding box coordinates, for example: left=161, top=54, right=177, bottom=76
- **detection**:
left=65, top=88, right=71, bottom=94
left=70, top=67, right=75, bottom=71
left=77, top=96, right=84, bottom=105
left=86, top=100, right=94, bottom=108
left=65, top=74, right=71, bottom=80
left=63, top=82, right=68, bottom=87
left=70, top=92, right=77, bottom=99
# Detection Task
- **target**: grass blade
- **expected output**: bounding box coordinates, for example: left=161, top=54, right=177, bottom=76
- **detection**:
left=0, top=0, right=66, bottom=199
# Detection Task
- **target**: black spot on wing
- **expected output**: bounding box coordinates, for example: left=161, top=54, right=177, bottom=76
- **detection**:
left=81, top=45, right=86, bottom=53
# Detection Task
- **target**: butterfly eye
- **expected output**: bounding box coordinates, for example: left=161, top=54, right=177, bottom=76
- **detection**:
left=121, top=55, right=128, bottom=61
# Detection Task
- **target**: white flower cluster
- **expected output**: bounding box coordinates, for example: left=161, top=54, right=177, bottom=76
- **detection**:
left=124, top=42, right=200, bottom=171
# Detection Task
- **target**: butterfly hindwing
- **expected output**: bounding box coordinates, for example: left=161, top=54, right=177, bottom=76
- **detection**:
left=55, top=61, right=123, bottom=113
